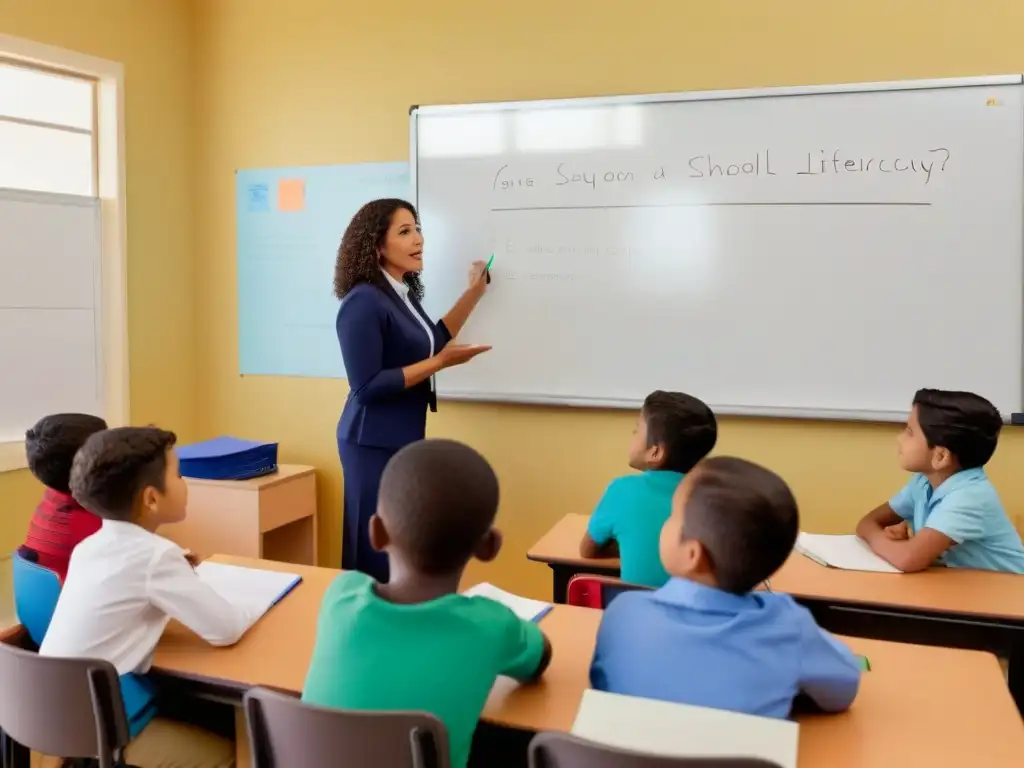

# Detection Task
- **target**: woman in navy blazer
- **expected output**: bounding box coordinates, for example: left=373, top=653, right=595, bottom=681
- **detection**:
left=333, top=198, right=490, bottom=580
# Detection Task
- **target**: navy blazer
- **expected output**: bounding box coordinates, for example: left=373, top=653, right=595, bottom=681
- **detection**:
left=336, top=281, right=452, bottom=450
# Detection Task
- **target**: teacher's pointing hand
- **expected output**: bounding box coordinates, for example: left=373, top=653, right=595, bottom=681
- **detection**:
left=438, top=343, right=492, bottom=369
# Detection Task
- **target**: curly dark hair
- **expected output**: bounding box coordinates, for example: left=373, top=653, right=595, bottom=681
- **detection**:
left=333, top=198, right=424, bottom=302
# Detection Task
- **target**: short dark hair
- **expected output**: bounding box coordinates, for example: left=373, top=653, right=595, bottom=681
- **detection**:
left=333, top=198, right=424, bottom=302
left=642, top=391, right=718, bottom=473
left=681, top=456, right=798, bottom=594
left=69, top=426, right=177, bottom=521
left=25, top=413, right=108, bottom=493
left=377, top=439, right=499, bottom=576
left=913, top=388, right=1002, bottom=469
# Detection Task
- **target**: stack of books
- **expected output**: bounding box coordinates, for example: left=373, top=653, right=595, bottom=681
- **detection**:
left=176, top=436, right=278, bottom=480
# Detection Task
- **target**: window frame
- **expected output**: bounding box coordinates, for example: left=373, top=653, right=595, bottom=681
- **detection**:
left=0, top=35, right=128, bottom=473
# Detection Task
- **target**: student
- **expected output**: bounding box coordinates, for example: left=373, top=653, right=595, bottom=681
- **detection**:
left=856, top=388, right=1024, bottom=574
left=303, top=438, right=552, bottom=768
left=18, top=413, right=107, bottom=582
left=590, top=456, right=860, bottom=719
left=40, top=426, right=258, bottom=767
left=580, top=390, right=717, bottom=587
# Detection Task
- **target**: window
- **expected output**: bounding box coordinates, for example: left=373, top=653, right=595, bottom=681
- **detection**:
left=0, top=63, right=95, bottom=196
left=0, top=37, right=128, bottom=472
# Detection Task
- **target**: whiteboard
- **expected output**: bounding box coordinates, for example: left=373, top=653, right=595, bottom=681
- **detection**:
left=411, top=76, right=1024, bottom=421
left=0, top=188, right=103, bottom=441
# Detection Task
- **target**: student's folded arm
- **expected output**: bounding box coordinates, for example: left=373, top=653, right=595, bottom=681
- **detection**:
left=869, top=499, right=983, bottom=572
left=797, top=610, right=861, bottom=713
left=863, top=527, right=955, bottom=572
left=498, top=612, right=552, bottom=684
left=855, top=503, right=904, bottom=540
left=337, top=290, right=441, bottom=400
left=146, top=549, right=255, bottom=646
left=581, top=483, right=620, bottom=559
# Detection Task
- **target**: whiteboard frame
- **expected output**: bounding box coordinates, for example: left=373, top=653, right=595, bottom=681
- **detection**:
left=409, top=75, right=1024, bottom=423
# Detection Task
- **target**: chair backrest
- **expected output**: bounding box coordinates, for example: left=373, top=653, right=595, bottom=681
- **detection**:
left=0, top=642, right=130, bottom=768
left=244, top=686, right=450, bottom=768
left=566, top=574, right=652, bottom=609
left=529, top=732, right=784, bottom=768
left=12, top=553, right=62, bottom=647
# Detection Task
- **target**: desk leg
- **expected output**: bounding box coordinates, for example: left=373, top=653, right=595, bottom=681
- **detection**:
left=1008, top=638, right=1024, bottom=716
left=550, top=565, right=572, bottom=605
left=235, top=708, right=252, bottom=768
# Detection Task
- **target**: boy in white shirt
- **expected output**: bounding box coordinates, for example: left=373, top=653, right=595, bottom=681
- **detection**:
left=40, top=426, right=259, bottom=767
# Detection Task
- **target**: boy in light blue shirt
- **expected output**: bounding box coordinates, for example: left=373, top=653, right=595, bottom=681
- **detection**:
left=590, top=456, right=860, bottom=718
left=857, top=388, right=1024, bottom=574
left=580, top=390, right=717, bottom=587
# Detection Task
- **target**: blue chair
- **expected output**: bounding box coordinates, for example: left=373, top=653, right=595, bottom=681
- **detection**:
left=12, top=552, right=62, bottom=647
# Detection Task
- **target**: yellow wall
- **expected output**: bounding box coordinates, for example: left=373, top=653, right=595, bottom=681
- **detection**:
left=195, top=0, right=1024, bottom=598
left=0, top=0, right=197, bottom=549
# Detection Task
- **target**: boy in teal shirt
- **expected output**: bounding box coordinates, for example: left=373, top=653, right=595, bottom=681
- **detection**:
left=857, top=388, right=1024, bottom=574
left=303, top=439, right=552, bottom=768
left=580, top=390, right=718, bottom=587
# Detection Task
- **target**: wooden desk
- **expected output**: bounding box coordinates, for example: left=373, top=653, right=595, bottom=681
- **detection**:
left=161, top=465, right=318, bottom=566
left=527, top=513, right=618, bottom=602
left=152, top=557, right=1024, bottom=768
left=528, top=514, right=1024, bottom=715
left=769, top=551, right=1024, bottom=716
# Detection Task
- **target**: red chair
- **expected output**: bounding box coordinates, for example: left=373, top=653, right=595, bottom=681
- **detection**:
left=566, top=575, right=652, bottom=609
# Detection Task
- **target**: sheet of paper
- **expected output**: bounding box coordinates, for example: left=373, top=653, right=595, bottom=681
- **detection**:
left=195, top=561, right=301, bottom=618
left=462, top=582, right=552, bottom=621
left=572, top=690, right=798, bottom=768
left=796, top=532, right=903, bottom=573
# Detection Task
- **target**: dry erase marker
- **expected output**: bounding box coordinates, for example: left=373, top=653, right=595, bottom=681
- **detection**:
left=485, top=254, right=494, bottom=284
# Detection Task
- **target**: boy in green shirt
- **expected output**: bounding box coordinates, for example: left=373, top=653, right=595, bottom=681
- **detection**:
left=303, top=439, right=552, bottom=768
left=580, top=390, right=718, bottom=587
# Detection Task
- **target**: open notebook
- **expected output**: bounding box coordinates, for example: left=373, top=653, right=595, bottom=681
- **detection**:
left=462, top=582, right=553, bottom=622
left=795, top=533, right=903, bottom=573
left=195, top=561, right=302, bottom=628
left=572, top=690, right=799, bottom=768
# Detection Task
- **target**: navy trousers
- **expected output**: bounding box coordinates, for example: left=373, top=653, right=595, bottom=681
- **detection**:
left=338, top=440, right=397, bottom=583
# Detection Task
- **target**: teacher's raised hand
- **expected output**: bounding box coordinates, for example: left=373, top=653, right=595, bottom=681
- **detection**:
left=468, top=259, right=489, bottom=295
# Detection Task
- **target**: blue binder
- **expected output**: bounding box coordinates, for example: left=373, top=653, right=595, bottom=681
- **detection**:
left=176, top=436, right=278, bottom=480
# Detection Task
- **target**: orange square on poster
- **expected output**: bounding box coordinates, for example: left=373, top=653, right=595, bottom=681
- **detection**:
left=277, top=178, right=305, bottom=212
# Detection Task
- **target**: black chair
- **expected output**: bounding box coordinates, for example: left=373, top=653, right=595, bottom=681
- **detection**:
left=0, top=642, right=131, bottom=768
left=243, top=686, right=450, bottom=768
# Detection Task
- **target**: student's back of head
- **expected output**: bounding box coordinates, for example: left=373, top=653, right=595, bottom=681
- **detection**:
left=631, top=390, right=718, bottom=473
left=70, top=426, right=184, bottom=524
left=662, top=456, right=799, bottom=594
left=911, top=388, right=1002, bottom=469
left=25, top=413, right=107, bottom=493
left=374, top=438, right=500, bottom=576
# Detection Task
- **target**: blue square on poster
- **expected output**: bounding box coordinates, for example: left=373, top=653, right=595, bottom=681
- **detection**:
left=246, top=182, right=270, bottom=212
left=236, top=161, right=411, bottom=377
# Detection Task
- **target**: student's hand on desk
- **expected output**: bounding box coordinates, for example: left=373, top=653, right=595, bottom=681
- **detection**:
left=438, top=343, right=491, bottom=369
left=183, top=551, right=203, bottom=568
left=884, top=521, right=910, bottom=540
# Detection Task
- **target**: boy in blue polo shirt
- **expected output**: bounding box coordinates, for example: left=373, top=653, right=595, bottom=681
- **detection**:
left=857, top=388, right=1024, bottom=574
left=590, top=456, right=860, bottom=718
left=580, top=390, right=717, bottom=587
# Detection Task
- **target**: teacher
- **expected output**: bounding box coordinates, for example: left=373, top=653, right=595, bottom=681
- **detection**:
left=333, top=197, right=491, bottom=581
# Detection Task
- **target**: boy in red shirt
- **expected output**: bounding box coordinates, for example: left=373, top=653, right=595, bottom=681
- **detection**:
left=18, top=413, right=107, bottom=582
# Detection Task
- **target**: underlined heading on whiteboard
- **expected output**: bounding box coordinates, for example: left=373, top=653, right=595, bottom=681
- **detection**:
left=491, top=201, right=931, bottom=212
